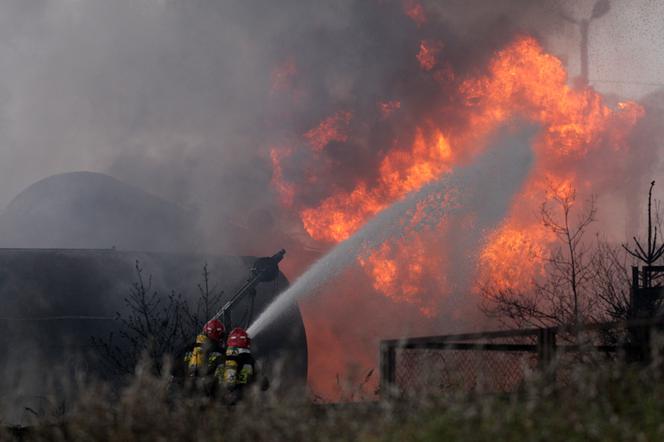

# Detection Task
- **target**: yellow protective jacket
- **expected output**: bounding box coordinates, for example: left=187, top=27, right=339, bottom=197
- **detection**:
left=183, top=334, right=225, bottom=395
left=221, top=347, right=256, bottom=404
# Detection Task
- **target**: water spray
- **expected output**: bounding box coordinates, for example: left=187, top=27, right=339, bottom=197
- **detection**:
left=248, top=123, right=537, bottom=337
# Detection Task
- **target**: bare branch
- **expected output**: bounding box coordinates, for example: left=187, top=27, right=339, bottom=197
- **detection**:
left=92, top=261, right=225, bottom=380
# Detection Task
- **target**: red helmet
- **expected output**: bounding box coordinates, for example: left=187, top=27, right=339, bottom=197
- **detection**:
left=202, top=319, right=225, bottom=343
left=227, top=327, right=251, bottom=349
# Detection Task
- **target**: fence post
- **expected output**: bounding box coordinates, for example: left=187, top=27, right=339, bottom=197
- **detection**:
left=537, top=328, right=556, bottom=372
left=379, top=341, right=396, bottom=397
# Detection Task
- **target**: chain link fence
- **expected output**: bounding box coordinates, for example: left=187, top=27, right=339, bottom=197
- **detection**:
left=379, top=320, right=664, bottom=397
left=393, top=347, right=538, bottom=394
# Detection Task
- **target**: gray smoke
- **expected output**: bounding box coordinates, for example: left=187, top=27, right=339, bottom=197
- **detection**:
left=0, top=0, right=656, bottom=254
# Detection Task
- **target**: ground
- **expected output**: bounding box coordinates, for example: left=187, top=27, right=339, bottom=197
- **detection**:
left=5, top=361, right=664, bottom=441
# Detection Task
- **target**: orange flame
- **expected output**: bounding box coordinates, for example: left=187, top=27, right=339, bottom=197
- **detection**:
left=273, top=35, right=644, bottom=315
left=301, top=128, right=453, bottom=243
left=358, top=234, right=447, bottom=316
left=402, top=0, right=427, bottom=27
left=304, top=111, right=352, bottom=152
left=270, top=147, right=295, bottom=207
left=270, top=57, right=297, bottom=95
left=417, top=40, right=443, bottom=71
left=379, top=100, right=401, bottom=118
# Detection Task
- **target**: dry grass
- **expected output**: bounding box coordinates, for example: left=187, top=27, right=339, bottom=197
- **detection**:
left=4, top=357, right=664, bottom=441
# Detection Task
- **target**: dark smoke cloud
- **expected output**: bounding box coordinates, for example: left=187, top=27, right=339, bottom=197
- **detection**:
left=0, top=0, right=613, bottom=254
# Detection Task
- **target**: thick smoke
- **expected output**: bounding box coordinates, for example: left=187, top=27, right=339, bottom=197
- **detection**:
left=1, top=0, right=659, bottom=251
left=0, top=0, right=663, bottom=399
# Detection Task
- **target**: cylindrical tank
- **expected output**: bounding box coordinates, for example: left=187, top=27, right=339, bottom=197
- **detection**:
left=0, top=248, right=307, bottom=424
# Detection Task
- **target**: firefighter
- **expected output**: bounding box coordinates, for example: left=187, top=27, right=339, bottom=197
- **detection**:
left=221, top=327, right=257, bottom=404
left=183, top=318, right=226, bottom=397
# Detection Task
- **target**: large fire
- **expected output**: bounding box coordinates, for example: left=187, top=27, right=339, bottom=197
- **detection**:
left=271, top=35, right=643, bottom=311
left=266, top=6, right=645, bottom=399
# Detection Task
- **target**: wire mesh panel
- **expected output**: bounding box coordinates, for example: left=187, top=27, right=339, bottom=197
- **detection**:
left=378, top=321, right=661, bottom=397
left=394, top=347, right=538, bottom=394
left=552, top=348, right=621, bottom=386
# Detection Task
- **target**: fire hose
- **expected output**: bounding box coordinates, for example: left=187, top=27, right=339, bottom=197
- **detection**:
left=211, top=249, right=285, bottom=330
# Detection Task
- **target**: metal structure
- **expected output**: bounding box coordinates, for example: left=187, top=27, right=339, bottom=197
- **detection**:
left=631, top=265, right=664, bottom=317
left=212, top=249, right=286, bottom=330
left=0, top=248, right=307, bottom=423
left=381, top=327, right=561, bottom=395
left=379, top=318, right=664, bottom=397
left=560, top=0, right=611, bottom=87
left=627, top=264, right=664, bottom=361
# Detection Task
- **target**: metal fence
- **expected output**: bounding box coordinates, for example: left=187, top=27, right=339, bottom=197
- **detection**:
left=379, top=318, right=664, bottom=396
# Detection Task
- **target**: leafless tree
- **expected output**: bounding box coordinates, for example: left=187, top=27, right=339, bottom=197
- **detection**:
left=482, top=188, right=608, bottom=330
left=590, top=240, right=632, bottom=321
left=93, top=261, right=224, bottom=379
left=541, top=189, right=597, bottom=327
left=483, top=181, right=664, bottom=331
left=189, top=263, right=225, bottom=334
left=623, top=181, right=664, bottom=288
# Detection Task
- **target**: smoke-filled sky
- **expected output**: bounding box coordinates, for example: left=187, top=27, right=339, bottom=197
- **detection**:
left=0, top=0, right=662, bottom=252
